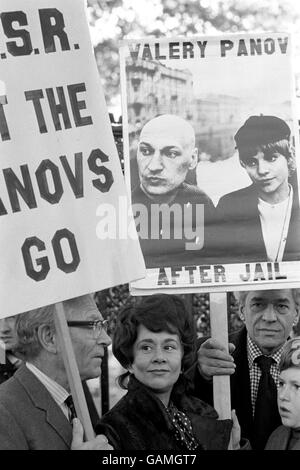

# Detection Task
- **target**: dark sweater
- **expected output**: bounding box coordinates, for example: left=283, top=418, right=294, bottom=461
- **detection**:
left=96, top=376, right=232, bottom=450
left=216, top=182, right=300, bottom=263
left=132, top=183, right=217, bottom=268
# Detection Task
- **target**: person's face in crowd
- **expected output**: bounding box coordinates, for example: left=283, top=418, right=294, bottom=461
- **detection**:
left=0, top=316, right=18, bottom=351
left=278, top=367, right=300, bottom=429
left=240, top=290, right=299, bottom=355
left=65, top=295, right=111, bottom=381
left=240, top=146, right=289, bottom=200
left=137, top=115, right=198, bottom=201
left=129, top=325, right=183, bottom=406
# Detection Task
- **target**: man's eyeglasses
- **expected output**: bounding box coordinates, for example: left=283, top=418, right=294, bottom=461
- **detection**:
left=67, top=319, right=109, bottom=339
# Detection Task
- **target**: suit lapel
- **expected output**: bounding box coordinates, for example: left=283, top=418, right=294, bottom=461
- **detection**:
left=15, top=365, right=72, bottom=447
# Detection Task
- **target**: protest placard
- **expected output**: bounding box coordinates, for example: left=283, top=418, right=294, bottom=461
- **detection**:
left=119, top=32, right=300, bottom=443
left=119, top=32, right=300, bottom=294
left=0, top=0, right=145, bottom=318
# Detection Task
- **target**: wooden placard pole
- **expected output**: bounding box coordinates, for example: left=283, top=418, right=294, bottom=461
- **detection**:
left=210, top=292, right=232, bottom=449
left=54, top=302, right=94, bottom=441
left=0, top=342, right=5, bottom=364
left=183, top=294, right=193, bottom=315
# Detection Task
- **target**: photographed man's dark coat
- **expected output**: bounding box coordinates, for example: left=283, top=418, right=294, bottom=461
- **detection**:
left=132, top=182, right=217, bottom=268
left=215, top=182, right=300, bottom=263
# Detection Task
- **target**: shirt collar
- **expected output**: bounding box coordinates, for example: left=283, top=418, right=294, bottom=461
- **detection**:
left=6, top=352, right=22, bottom=367
left=26, top=362, right=69, bottom=406
left=247, top=334, right=284, bottom=369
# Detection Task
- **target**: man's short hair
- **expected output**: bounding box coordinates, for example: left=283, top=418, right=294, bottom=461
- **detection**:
left=233, top=289, right=300, bottom=309
left=14, top=295, right=94, bottom=360
left=15, top=304, right=56, bottom=359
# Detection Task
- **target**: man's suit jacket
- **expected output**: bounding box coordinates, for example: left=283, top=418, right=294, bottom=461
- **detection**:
left=193, top=327, right=282, bottom=449
left=216, top=182, right=300, bottom=263
left=0, top=365, right=72, bottom=450
left=0, top=356, right=99, bottom=430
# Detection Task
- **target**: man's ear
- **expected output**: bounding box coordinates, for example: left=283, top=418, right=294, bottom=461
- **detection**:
left=294, top=306, right=300, bottom=326
left=239, top=306, right=245, bottom=322
left=36, top=324, right=57, bottom=354
left=188, top=148, right=198, bottom=170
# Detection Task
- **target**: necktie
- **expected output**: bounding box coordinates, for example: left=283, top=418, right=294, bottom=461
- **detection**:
left=65, top=395, right=77, bottom=422
left=252, top=355, right=281, bottom=449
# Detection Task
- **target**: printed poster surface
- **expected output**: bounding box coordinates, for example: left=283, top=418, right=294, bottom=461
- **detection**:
left=120, top=32, right=300, bottom=294
left=0, top=0, right=145, bottom=318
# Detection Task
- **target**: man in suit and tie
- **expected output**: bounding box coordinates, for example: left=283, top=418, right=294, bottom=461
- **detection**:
left=0, top=294, right=113, bottom=450
left=0, top=312, right=100, bottom=430
left=194, top=288, right=300, bottom=449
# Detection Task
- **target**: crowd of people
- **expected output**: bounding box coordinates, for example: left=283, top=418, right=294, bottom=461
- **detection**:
left=1, top=289, right=300, bottom=450
left=1, top=112, right=300, bottom=451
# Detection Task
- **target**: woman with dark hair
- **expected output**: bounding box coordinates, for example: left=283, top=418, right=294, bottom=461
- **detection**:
left=96, top=294, right=242, bottom=450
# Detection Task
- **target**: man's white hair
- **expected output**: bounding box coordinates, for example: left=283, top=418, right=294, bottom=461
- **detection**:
left=14, top=294, right=95, bottom=359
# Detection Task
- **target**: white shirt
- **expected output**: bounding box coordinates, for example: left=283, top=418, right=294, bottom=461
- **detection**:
left=26, top=362, right=70, bottom=419
left=258, top=186, right=293, bottom=261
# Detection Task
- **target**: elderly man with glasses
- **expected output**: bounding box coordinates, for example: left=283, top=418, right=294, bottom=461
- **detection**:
left=0, top=294, right=113, bottom=450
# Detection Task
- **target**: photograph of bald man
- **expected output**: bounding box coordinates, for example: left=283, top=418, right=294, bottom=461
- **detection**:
left=131, top=114, right=216, bottom=268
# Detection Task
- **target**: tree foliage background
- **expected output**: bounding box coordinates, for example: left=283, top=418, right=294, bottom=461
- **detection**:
left=87, top=0, right=300, bottom=108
